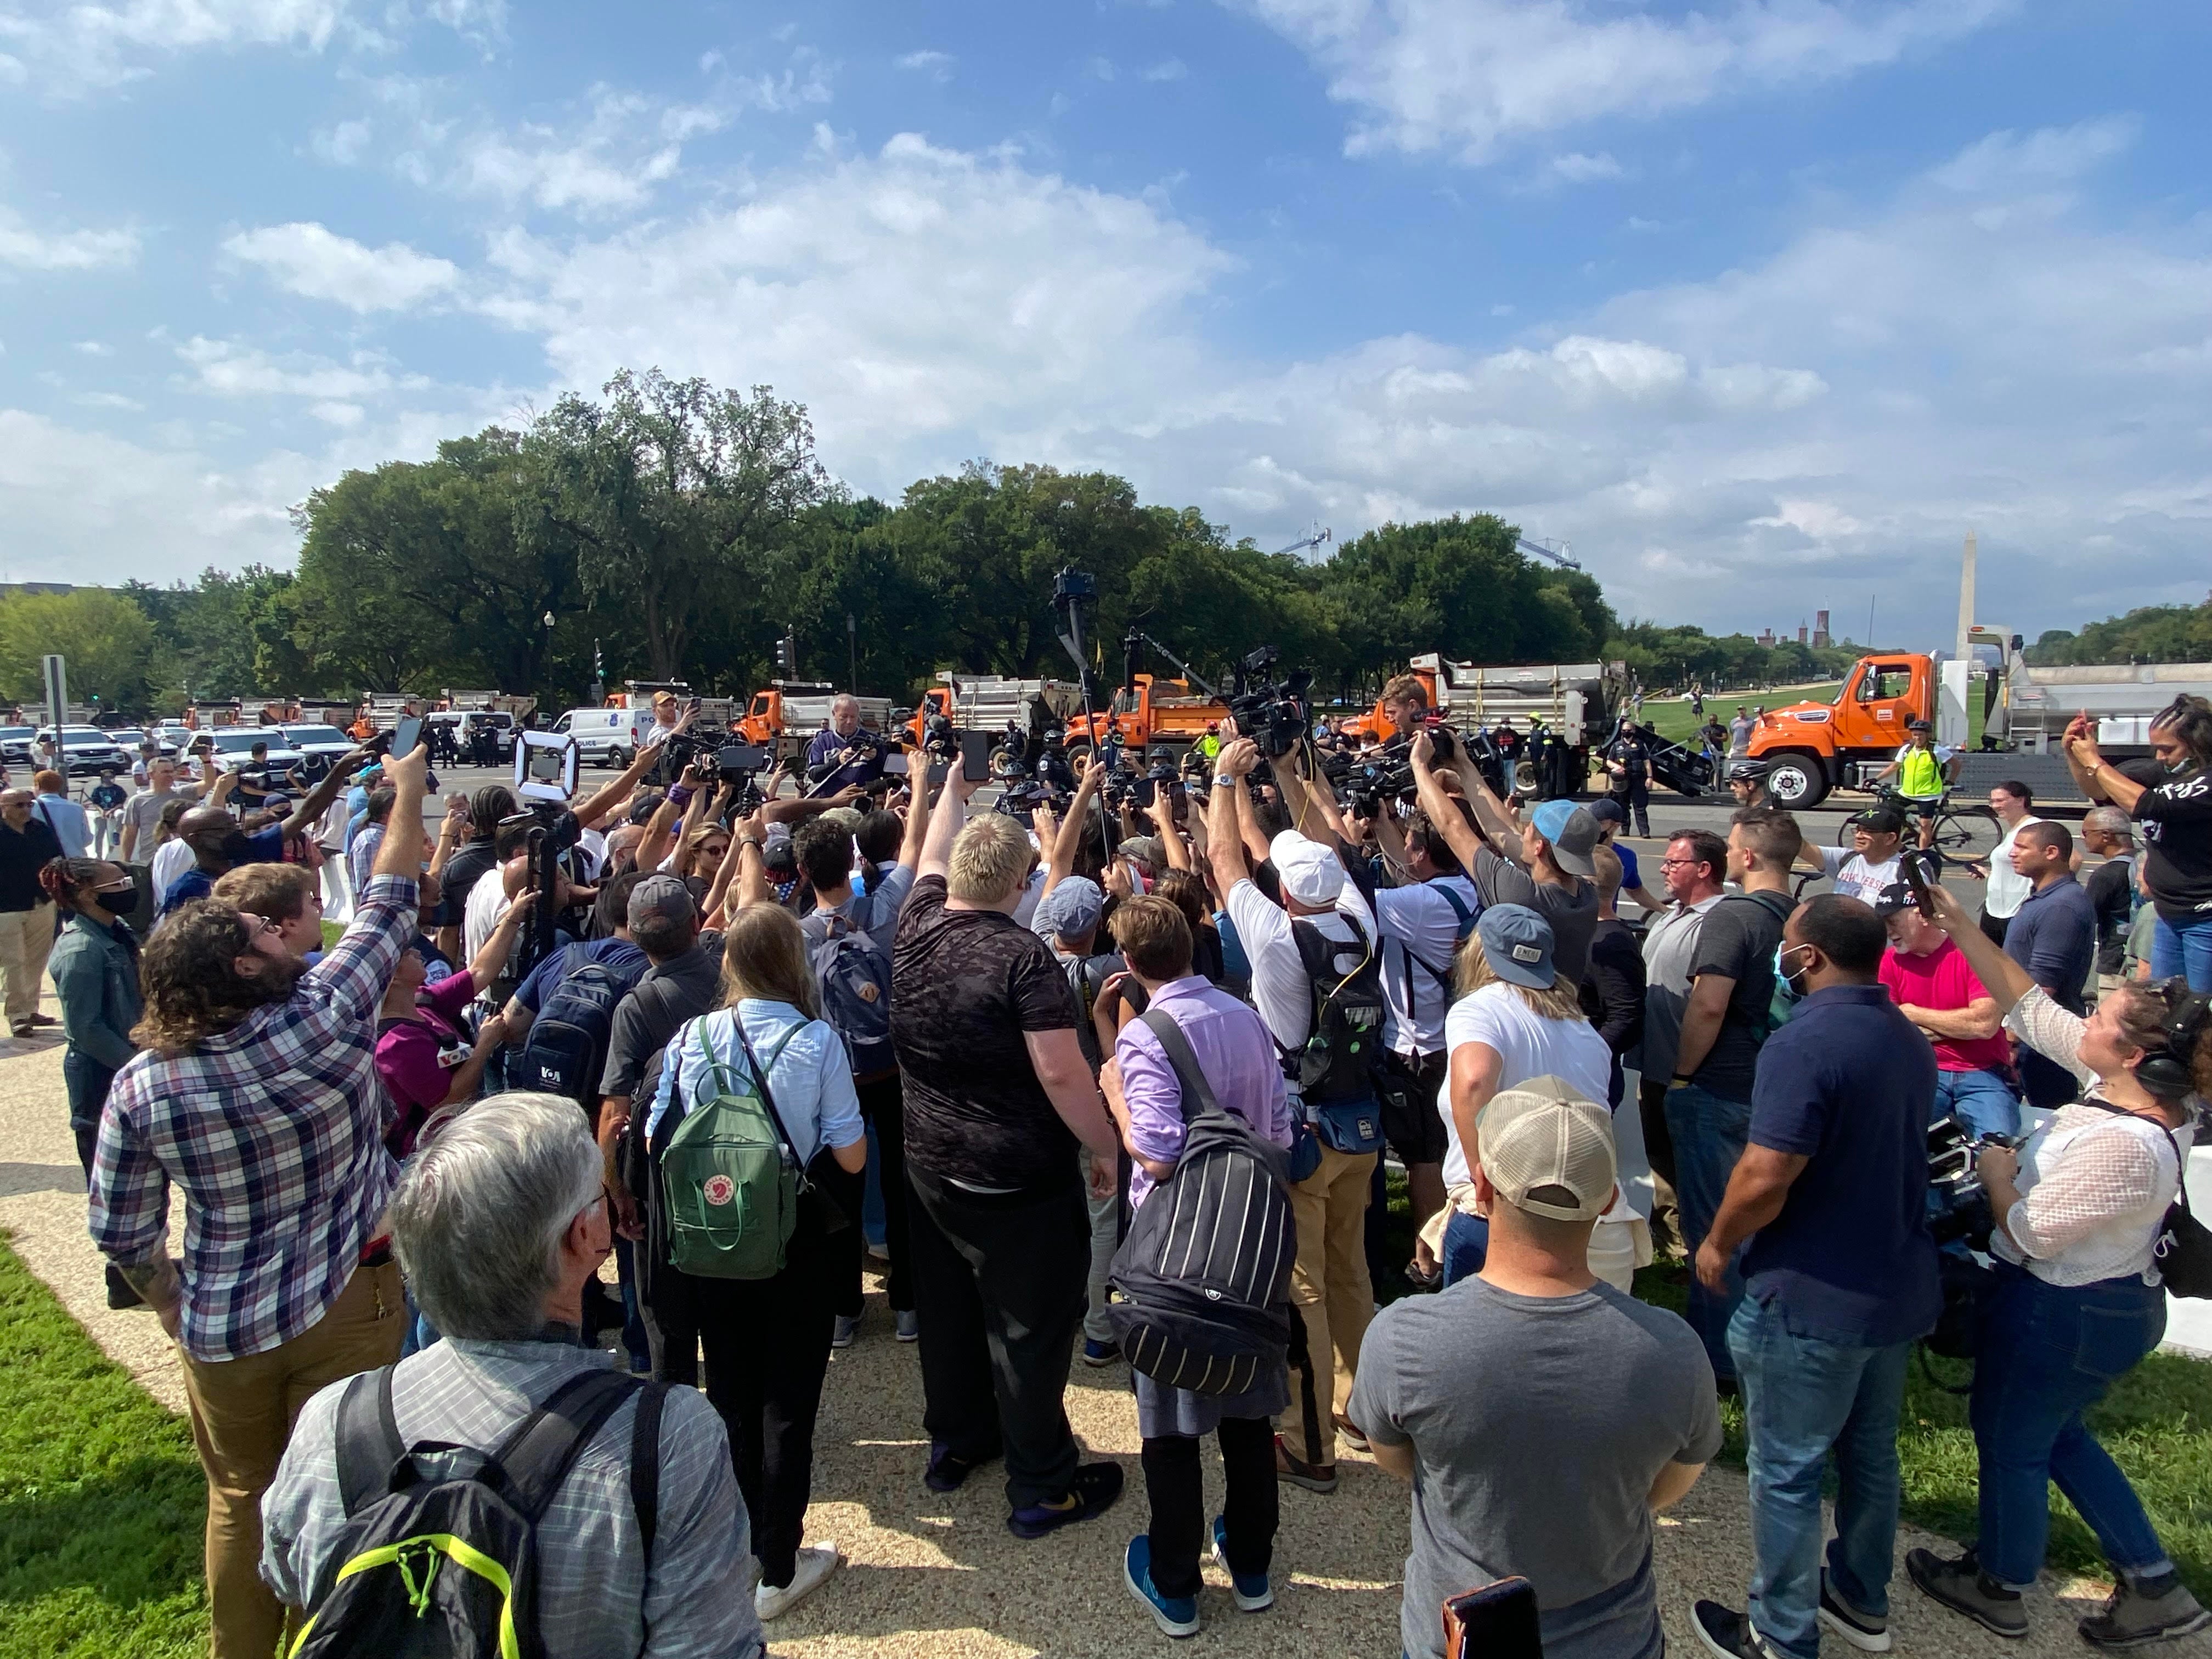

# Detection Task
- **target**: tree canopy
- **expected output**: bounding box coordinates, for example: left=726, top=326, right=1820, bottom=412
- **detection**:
left=2028, top=599, right=2212, bottom=667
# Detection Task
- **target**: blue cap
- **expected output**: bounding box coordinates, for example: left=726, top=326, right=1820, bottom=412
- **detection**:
left=1527, top=799, right=1599, bottom=877
left=1034, top=876, right=1104, bottom=941
left=1478, top=903, right=1556, bottom=990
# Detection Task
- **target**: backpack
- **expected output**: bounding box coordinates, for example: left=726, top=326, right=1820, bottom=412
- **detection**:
left=1714, top=891, right=1798, bottom=1039
left=1283, top=917, right=1387, bottom=1107
left=658, top=1015, right=806, bottom=1280
left=1108, top=1008, right=1297, bottom=1395
left=1396, top=882, right=1477, bottom=1031
left=516, top=949, right=644, bottom=1107
left=799, top=906, right=896, bottom=1082
left=291, top=1365, right=664, bottom=1659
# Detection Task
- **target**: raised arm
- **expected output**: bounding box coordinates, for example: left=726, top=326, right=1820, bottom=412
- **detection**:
left=918, top=768, right=974, bottom=884
left=1042, top=757, right=1105, bottom=899
left=1409, top=733, right=1491, bottom=874
left=1274, top=752, right=1356, bottom=853
left=1923, top=880, right=2036, bottom=1012
left=1208, top=740, right=1257, bottom=889
left=281, top=745, right=371, bottom=843
left=572, top=744, right=660, bottom=833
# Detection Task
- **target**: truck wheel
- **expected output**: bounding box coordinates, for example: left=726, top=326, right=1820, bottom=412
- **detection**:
left=1765, top=754, right=1829, bottom=810
left=606, top=747, right=629, bottom=770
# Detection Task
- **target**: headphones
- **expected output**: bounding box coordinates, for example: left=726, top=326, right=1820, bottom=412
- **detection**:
left=2135, top=989, right=2211, bottom=1100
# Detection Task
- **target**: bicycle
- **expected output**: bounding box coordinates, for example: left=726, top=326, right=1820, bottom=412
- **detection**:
left=1836, top=785, right=2000, bottom=862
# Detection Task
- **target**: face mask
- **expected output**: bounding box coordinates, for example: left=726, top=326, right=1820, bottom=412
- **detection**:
left=95, top=881, right=141, bottom=915
left=219, top=830, right=255, bottom=862
left=1779, top=944, right=1815, bottom=1000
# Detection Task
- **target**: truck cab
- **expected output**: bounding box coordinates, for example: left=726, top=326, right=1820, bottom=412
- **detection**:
left=1747, top=654, right=1935, bottom=808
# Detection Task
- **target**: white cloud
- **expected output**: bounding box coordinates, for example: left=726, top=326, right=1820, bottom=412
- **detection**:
left=1141, top=57, right=1188, bottom=82
left=75, top=340, right=114, bottom=356
left=1233, top=0, right=2016, bottom=162
left=895, top=48, right=953, bottom=81
left=1549, top=150, right=1622, bottom=183
left=1088, top=55, right=1116, bottom=80
left=0, top=205, right=138, bottom=269
left=313, top=116, right=374, bottom=164
left=435, top=84, right=736, bottom=215
left=1927, top=113, right=2139, bottom=193
left=223, top=221, right=459, bottom=312
left=176, top=335, right=424, bottom=399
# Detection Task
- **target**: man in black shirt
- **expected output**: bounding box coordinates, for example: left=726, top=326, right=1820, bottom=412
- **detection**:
left=1666, top=806, right=1800, bottom=1388
left=1602, top=718, right=1655, bottom=838
left=2081, top=807, right=2137, bottom=994
left=890, top=767, right=1124, bottom=1539
left=0, top=788, right=63, bottom=1036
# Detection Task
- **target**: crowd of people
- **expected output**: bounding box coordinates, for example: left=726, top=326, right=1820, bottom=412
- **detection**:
left=12, top=675, right=2212, bottom=1659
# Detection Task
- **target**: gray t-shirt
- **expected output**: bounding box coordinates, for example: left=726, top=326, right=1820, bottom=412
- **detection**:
left=1475, top=847, right=1597, bottom=987
left=1350, top=1276, right=1721, bottom=1659
left=122, top=785, right=180, bottom=847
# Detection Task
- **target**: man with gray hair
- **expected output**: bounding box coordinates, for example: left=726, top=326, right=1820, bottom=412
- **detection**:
left=2080, top=806, right=2137, bottom=997
left=805, top=694, right=888, bottom=794
left=261, top=1091, right=766, bottom=1659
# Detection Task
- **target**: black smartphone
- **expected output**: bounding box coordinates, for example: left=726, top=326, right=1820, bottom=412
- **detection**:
left=1443, top=1576, right=1542, bottom=1659
left=1131, top=775, right=1158, bottom=809
left=1901, top=850, right=1935, bottom=919
left=392, top=715, right=426, bottom=760
left=958, top=729, right=996, bottom=784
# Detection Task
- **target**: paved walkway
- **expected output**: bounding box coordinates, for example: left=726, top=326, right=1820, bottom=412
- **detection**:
left=1, top=980, right=2196, bottom=1658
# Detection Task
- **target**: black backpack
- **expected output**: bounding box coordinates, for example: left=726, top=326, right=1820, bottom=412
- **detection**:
left=1109, top=1009, right=1297, bottom=1396
left=291, top=1365, right=664, bottom=1659
left=1283, top=917, right=1387, bottom=1105
left=516, top=950, right=644, bottom=1107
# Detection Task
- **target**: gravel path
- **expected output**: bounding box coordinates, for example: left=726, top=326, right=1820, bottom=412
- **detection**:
left=1, top=980, right=2198, bottom=1658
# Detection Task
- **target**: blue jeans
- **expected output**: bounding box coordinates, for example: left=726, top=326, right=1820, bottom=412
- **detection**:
left=1441, top=1209, right=1489, bottom=1286
left=1728, top=1296, right=1913, bottom=1659
left=2151, top=911, right=2212, bottom=994
left=1971, top=1263, right=2171, bottom=1588
left=1932, top=1068, right=2021, bottom=1139
left=1666, top=1082, right=1753, bottom=1383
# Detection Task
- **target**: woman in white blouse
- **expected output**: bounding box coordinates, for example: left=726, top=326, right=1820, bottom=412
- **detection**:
left=1910, top=879, right=2208, bottom=1650
left=646, top=904, right=867, bottom=1626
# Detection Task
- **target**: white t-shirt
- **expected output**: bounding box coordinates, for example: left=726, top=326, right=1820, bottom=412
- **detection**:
left=1984, top=814, right=2045, bottom=921
left=1225, top=874, right=1376, bottom=1057
left=1372, top=875, right=1482, bottom=1058
left=1813, top=844, right=1903, bottom=907
left=464, top=873, right=518, bottom=1010
left=151, top=837, right=194, bottom=900
left=1437, top=982, right=1613, bottom=1188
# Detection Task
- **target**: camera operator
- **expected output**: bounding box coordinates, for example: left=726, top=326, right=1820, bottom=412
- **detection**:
left=641, top=689, right=696, bottom=751
left=1907, top=878, right=2210, bottom=1650
left=1689, top=896, right=1939, bottom=1659
left=806, top=695, right=889, bottom=794
left=1600, top=716, right=1654, bottom=839
left=2064, top=693, right=2212, bottom=993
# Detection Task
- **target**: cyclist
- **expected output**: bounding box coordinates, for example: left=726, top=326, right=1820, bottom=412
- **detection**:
left=1871, top=718, right=1956, bottom=850
left=1723, top=755, right=1775, bottom=811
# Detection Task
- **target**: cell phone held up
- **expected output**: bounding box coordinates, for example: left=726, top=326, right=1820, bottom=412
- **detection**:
left=1443, top=1577, right=1542, bottom=1659
left=390, top=715, right=427, bottom=761
left=1900, top=849, right=1935, bottom=919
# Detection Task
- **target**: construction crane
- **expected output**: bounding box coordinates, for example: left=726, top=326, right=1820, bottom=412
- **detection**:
left=1273, top=524, right=1332, bottom=559
left=1515, top=534, right=1582, bottom=571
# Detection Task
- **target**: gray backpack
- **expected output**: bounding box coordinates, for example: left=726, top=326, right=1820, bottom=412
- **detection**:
left=800, top=904, right=896, bottom=1081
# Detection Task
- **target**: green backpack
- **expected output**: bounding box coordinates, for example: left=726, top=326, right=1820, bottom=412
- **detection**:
left=658, top=1016, right=804, bottom=1280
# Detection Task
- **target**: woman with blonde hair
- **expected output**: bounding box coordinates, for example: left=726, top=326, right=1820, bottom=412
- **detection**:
left=1426, top=904, right=1642, bottom=1288
left=643, top=902, right=867, bottom=1624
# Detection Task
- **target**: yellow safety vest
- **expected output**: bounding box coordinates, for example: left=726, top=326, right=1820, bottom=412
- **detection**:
left=1899, top=747, right=1943, bottom=798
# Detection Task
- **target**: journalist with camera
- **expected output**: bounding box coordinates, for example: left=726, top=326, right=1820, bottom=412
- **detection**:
left=1903, top=879, right=2210, bottom=1650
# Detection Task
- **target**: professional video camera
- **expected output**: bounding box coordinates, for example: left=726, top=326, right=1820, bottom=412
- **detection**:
left=713, top=742, right=772, bottom=819
left=917, top=708, right=959, bottom=764
left=993, top=777, right=1069, bottom=828
left=1926, top=1115, right=2018, bottom=1250
left=1227, top=646, right=1314, bottom=761
left=1102, top=754, right=1181, bottom=815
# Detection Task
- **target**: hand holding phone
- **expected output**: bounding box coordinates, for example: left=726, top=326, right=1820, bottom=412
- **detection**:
left=392, top=714, right=426, bottom=761
left=1900, top=851, right=1934, bottom=919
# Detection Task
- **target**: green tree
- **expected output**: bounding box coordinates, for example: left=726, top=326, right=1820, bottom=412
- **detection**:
left=2024, top=602, right=2212, bottom=666
left=1321, top=515, right=1616, bottom=668
left=0, top=588, right=156, bottom=710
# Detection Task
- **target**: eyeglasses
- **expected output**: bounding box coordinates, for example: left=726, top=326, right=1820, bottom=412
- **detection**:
left=1658, top=857, right=1703, bottom=868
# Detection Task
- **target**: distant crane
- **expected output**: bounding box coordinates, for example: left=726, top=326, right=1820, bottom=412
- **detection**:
left=1273, top=524, right=1332, bottom=559
left=1515, top=534, right=1582, bottom=571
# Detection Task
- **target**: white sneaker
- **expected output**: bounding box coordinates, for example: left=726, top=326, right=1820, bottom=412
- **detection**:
left=831, top=1313, right=860, bottom=1349
left=755, top=1544, right=841, bottom=1621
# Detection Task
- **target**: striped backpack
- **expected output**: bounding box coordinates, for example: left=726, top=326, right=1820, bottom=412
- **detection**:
left=1108, top=1009, right=1297, bottom=1396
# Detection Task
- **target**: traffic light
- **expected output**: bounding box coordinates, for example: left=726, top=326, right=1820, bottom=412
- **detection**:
left=775, top=634, right=797, bottom=679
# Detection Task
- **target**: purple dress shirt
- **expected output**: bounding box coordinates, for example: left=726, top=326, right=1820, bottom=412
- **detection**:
left=1114, top=975, right=1291, bottom=1208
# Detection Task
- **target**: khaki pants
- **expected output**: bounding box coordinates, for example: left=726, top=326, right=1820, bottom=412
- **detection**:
left=178, top=1259, right=404, bottom=1659
left=0, top=900, right=55, bottom=1028
left=1278, top=1144, right=1376, bottom=1468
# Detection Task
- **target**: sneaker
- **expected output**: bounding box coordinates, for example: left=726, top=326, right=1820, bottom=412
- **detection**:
left=832, top=1313, right=860, bottom=1349
left=1691, top=1599, right=1779, bottom=1659
left=1906, top=1548, right=2027, bottom=1640
left=755, top=1544, right=841, bottom=1621
left=2078, top=1573, right=2210, bottom=1649
left=104, top=1265, right=144, bottom=1311
left=924, top=1441, right=996, bottom=1494
left=895, top=1308, right=919, bottom=1342
left=1819, top=1568, right=1892, bottom=1652
left=1402, top=1259, right=1443, bottom=1293
left=1123, top=1536, right=1200, bottom=1638
left=866, top=1237, right=891, bottom=1261
left=1334, top=1413, right=1370, bottom=1454
left=1211, top=1515, right=1273, bottom=1611
left=1008, top=1460, right=1125, bottom=1539
left=1082, top=1338, right=1121, bottom=1368
left=1273, top=1435, right=1338, bottom=1494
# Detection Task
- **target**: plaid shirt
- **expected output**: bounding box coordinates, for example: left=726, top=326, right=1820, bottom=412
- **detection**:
left=89, top=874, right=415, bottom=1363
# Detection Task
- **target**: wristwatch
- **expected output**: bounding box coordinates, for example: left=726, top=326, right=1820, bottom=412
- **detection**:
left=1213, top=774, right=1235, bottom=789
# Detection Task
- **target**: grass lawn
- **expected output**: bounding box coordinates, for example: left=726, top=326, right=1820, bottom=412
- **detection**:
left=1635, top=1262, right=2212, bottom=1600
left=0, top=1238, right=207, bottom=1658
left=1638, top=685, right=1842, bottom=747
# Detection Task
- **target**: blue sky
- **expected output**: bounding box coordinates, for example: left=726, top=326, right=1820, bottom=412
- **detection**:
left=3, top=0, right=2209, bottom=646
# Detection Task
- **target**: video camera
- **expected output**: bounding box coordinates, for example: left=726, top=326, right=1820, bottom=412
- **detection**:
left=713, top=742, right=772, bottom=819
left=917, top=709, right=958, bottom=763
left=1227, top=646, right=1314, bottom=762
left=1101, top=754, right=1181, bottom=815
left=1927, top=1115, right=2019, bottom=1250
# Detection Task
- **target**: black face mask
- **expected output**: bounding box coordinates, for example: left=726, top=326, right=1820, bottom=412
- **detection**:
left=219, top=830, right=255, bottom=863
left=95, top=882, right=142, bottom=915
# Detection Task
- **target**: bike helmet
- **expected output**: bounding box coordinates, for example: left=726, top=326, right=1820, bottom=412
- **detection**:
left=1724, top=756, right=1776, bottom=783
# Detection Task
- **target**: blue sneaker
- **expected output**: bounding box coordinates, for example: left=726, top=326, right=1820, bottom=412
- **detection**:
left=1082, top=1338, right=1121, bottom=1368
left=1124, top=1536, right=1200, bottom=1638
left=1211, top=1515, right=1274, bottom=1611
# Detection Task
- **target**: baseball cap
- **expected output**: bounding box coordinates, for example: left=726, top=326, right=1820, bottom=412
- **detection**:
left=1859, top=806, right=1906, bottom=837
left=627, top=872, right=696, bottom=933
left=1585, top=797, right=1626, bottom=827
left=651, top=689, right=678, bottom=707
left=1268, top=831, right=1346, bottom=906
left=1477, top=1076, right=1617, bottom=1222
left=1034, top=876, right=1104, bottom=941
left=1527, top=799, right=1599, bottom=877
left=1477, top=902, right=1555, bottom=989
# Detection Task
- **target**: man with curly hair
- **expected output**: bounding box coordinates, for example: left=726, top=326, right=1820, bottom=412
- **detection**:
left=87, top=743, right=432, bottom=1659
